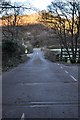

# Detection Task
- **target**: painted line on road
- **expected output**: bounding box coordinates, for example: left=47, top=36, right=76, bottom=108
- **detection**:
left=58, top=64, right=77, bottom=82
left=64, top=70, right=77, bottom=81
left=19, top=82, right=56, bottom=86
left=70, top=75, right=77, bottom=81
left=60, top=66, right=63, bottom=69
left=21, top=113, right=25, bottom=120
left=29, top=101, right=78, bottom=107
left=65, top=70, right=69, bottom=74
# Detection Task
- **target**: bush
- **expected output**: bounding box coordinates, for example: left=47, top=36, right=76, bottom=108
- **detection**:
left=2, top=40, right=27, bottom=71
left=3, top=40, right=18, bottom=57
left=2, top=40, right=25, bottom=57
left=70, top=59, right=76, bottom=63
left=27, top=46, right=33, bottom=53
left=77, top=58, right=80, bottom=63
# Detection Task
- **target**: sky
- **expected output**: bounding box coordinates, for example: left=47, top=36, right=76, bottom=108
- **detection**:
left=8, top=0, right=54, bottom=11
left=29, top=0, right=53, bottom=10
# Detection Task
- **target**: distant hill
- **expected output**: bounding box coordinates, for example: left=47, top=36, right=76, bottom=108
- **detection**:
left=16, top=23, right=60, bottom=48
left=1, top=13, right=61, bottom=48
left=1, top=10, right=80, bottom=58
left=2, top=13, right=79, bottom=48
left=0, top=13, right=40, bottom=26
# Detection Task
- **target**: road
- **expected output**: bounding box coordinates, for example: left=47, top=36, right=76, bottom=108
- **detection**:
left=2, top=48, right=78, bottom=119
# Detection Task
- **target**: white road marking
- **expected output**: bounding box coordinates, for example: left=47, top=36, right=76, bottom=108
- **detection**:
left=70, top=75, right=77, bottom=81
left=19, top=83, right=55, bottom=86
left=65, top=70, right=68, bottom=74
left=60, top=66, right=63, bottom=69
left=31, top=102, right=57, bottom=104
left=63, top=68, right=77, bottom=82
left=30, top=105, right=50, bottom=107
left=21, top=113, right=25, bottom=120
left=37, top=52, right=38, bottom=54
left=58, top=64, right=59, bottom=65
left=29, top=101, right=78, bottom=107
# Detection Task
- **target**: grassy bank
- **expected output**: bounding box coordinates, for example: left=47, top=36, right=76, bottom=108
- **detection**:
left=2, top=54, right=29, bottom=72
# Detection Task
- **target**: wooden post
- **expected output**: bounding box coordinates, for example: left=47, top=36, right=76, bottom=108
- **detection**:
left=60, top=47, right=63, bottom=61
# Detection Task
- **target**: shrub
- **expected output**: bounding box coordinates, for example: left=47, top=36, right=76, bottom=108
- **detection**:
left=77, top=58, right=80, bottom=63
left=2, top=40, right=25, bottom=57
left=70, top=59, right=76, bottom=63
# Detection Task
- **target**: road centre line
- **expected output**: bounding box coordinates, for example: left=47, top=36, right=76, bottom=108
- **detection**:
left=60, top=66, right=63, bottom=69
left=21, top=113, right=25, bottom=120
left=65, top=70, right=69, bottom=74
left=70, top=75, right=77, bottom=81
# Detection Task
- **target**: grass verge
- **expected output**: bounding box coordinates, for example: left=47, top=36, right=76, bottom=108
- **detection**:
left=2, top=54, right=29, bottom=72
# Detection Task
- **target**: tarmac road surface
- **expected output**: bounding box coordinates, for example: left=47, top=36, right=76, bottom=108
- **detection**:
left=2, top=48, right=78, bottom=119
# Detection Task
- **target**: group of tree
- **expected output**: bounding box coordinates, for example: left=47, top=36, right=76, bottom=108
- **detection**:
left=1, top=0, right=32, bottom=41
left=1, top=0, right=34, bottom=57
left=39, top=0, right=80, bottom=63
left=0, top=0, right=34, bottom=70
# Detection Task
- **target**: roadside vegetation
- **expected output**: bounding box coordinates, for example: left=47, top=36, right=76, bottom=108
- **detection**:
left=2, top=39, right=29, bottom=71
left=1, top=1, right=32, bottom=71
left=39, top=0, right=80, bottom=64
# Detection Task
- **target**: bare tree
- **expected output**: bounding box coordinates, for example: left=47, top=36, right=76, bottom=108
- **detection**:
left=0, top=0, right=32, bottom=43
left=46, top=0, right=80, bottom=63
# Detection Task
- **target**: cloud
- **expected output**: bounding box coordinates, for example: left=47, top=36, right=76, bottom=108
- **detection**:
left=10, top=0, right=26, bottom=3
left=29, top=0, right=53, bottom=10
left=8, top=0, right=53, bottom=10
left=6, top=0, right=28, bottom=4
